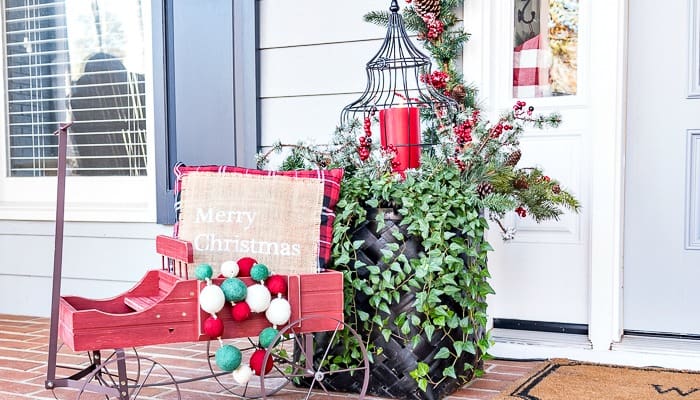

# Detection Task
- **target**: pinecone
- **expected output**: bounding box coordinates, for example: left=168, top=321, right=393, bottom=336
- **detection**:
left=476, top=181, right=494, bottom=199
left=414, top=0, right=441, bottom=17
left=505, top=150, right=522, bottom=167
left=451, top=84, right=466, bottom=104
left=513, top=176, right=529, bottom=190
left=552, top=184, right=561, bottom=194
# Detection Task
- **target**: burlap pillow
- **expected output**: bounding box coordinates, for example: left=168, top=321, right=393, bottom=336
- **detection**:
left=173, top=164, right=343, bottom=275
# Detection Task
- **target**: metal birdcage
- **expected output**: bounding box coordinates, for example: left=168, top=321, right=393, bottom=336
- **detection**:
left=340, top=0, right=457, bottom=125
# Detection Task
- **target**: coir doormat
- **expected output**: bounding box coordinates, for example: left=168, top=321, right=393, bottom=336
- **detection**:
left=497, top=359, right=700, bottom=399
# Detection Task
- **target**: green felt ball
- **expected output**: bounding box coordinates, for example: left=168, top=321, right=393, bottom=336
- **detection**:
left=215, top=345, right=242, bottom=372
left=250, top=264, right=270, bottom=282
left=258, top=327, right=279, bottom=348
left=220, top=278, right=247, bottom=302
left=194, top=264, right=213, bottom=281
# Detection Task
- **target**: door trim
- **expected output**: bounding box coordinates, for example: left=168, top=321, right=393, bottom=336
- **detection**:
left=587, top=0, right=628, bottom=350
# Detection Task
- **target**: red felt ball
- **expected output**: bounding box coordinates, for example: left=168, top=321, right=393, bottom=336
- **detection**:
left=203, top=316, right=224, bottom=338
left=237, top=257, right=257, bottom=277
left=266, top=275, right=287, bottom=296
left=249, top=349, right=273, bottom=376
left=231, top=302, right=251, bottom=321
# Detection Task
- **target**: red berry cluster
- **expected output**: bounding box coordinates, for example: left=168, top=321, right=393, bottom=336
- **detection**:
left=515, top=206, right=527, bottom=218
left=538, top=175, right=551, bottom=183
left=513, top=100, right=534, bottom=117
left=420, top=13, right=444, bottom=41
left=383, top=144, right=401, bottom=170
left=489, top=121, right=513, bottom=139
left=358, top=116, right=373, bottom=161
left=420, top=70, right=449, bottom=90
left=453, top=120, right=473, bottom=146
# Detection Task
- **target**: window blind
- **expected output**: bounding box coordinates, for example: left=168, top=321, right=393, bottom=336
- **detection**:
left=4, top=0, right=148, bottom=177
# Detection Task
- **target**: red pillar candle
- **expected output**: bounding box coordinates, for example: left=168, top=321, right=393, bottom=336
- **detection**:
left=379, top=107, right=421, bottom=172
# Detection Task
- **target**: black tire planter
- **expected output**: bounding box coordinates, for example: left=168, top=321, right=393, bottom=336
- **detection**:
left=299, top=208, right=484, bottom=400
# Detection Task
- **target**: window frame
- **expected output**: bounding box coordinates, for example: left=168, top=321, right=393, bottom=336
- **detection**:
left=0, top=0, right=260, bottom=224
left=0, top=0, right=158, bottom=222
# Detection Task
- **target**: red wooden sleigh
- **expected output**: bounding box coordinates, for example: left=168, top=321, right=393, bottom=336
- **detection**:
left=59, top=237, right=344, bottom=352
left=45, top=126, right=368, bottom=400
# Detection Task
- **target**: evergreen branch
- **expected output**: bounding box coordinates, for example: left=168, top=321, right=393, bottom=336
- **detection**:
left=363, top=10, right=390, bottom=27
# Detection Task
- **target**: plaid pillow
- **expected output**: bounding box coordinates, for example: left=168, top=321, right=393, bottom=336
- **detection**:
left=173, top=164, right=344, bottom=272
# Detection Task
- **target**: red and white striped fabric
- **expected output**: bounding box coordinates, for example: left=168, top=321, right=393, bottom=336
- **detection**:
left=513, top=34, right=551, bottom=98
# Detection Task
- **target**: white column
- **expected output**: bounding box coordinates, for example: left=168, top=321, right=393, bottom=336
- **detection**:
left=587, top=0, right=628, bottom=350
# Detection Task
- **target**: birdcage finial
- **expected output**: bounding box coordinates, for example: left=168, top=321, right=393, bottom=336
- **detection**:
left=390, top=0, right=400, bottom=13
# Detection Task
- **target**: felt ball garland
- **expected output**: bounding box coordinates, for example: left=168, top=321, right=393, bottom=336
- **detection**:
left=231, top=301, right=251, bottom=321
left=246, top=283, right=272, bottom=313
left=220, top=260, right=239, bottom=278
left=195, top=259, right=292, bottom=380
left=237, top=257, right=257, bottom=277
left=220, top=277, right=247, bottom=303
left=258, top=326, right=280, bottom=348
left=266, top=275, right=287, bottom=296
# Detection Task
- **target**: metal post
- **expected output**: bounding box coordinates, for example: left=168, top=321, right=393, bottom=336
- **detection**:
left=45, top=122, right=73, bottom=388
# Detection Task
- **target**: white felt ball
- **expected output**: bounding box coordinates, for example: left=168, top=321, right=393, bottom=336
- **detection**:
left=232, top=364, right=254, bottom=385
left=220, top=260, right=239, bottom=278
left=265, top=297, right=292, bottom=326
left=245, top=284, right=271, bottom=313
left=200, top=285, right=225, bottom=314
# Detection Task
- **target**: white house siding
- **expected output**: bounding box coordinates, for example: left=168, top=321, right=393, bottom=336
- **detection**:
left=0, top=220, right=170, bottom=316
left=258, top=0, right=390, bottom=147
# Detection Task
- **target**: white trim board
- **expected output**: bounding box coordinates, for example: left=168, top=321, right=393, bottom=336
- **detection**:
left=689, top=0, right=700, bottom=98
left=687, top=130, right=700, bottom=249
left=492, top=331, right=700, bottom=371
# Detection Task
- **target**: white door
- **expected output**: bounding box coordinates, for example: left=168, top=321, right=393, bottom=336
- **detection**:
left=465, top=0, right=594, bottom=327
left=624, top=0, right=700, bottom=335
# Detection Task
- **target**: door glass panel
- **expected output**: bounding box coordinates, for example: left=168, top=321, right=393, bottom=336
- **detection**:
left=513, top=0, right=579, bottom=98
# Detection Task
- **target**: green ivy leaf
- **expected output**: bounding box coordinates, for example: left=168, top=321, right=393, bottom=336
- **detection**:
left=381, top=328, right=391, bottom=342
left=443, top=366, right=457, bottom=379
left=424, top=323, right=435, bottom=341
left=357, top=310, right=370, bottom=321
left=417, top=377, right=428, bottom=392
left=335, top=253, right=350, bottom=265
left=434, top=347, right=451, bottom=359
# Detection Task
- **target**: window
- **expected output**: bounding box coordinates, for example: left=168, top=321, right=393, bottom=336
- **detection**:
left=0, top=0, right=154, bottom=222
left=0, top=0, right=259, bottom=223
left=4, top=0, right=148, bottom=177
left=512, top=0, right=579, bottom=98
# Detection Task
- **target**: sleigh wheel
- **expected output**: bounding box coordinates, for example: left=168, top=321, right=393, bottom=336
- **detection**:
left=260, top=316, right=370, bottom=400
left=75, top=353, right=180, bottom=399
left=206, top=338, right=290, bottom=399
left=48, top=344, right=143, bottom=400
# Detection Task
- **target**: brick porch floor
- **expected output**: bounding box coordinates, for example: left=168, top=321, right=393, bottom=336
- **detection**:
left=0, top=314, right=541, bottom=399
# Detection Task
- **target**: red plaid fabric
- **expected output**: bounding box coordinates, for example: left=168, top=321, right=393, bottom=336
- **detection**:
left=173, top=164, right=344, bottom=272
left=513, top=34, right=551, bottom=98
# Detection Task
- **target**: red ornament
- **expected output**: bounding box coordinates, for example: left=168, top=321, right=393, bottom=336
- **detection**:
left=203, top=316, right=224, bottom=338
left=266, top=275, right=287, bottom=297
left=249, top=349, right=274, bottom=376
left=231, top=302, right=251, bottom=321
left=237, top=257, right=257, bottom=277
